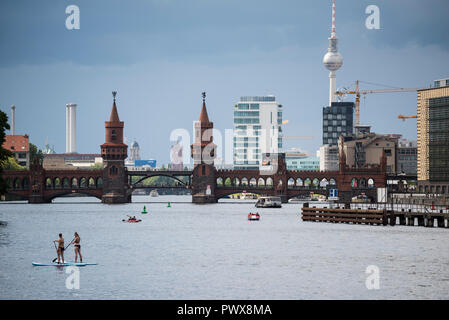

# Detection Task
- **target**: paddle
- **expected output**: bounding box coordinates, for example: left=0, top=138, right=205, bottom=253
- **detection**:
left=52, top=238, right=74, bottom=263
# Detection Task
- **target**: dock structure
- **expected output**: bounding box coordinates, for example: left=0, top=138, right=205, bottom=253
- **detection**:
left=301, top=202, right=449, bottom=228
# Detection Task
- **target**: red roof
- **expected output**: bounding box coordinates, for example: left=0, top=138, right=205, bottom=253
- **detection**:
left=2, top=135, right=29, bottom=152
left=109, top=101, right=120, bottom=122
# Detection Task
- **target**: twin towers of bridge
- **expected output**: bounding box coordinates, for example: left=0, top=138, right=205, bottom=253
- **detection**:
left=101, top=91, right=216, bottom=203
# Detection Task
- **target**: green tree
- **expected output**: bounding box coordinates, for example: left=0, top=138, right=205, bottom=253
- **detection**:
left=1, top=157, right=25, bottom=171
left=29, top=143, right=43, bottom=164
left=0, top=110, right=13, bottom=195
left=90, top=162, right=104, bottom=170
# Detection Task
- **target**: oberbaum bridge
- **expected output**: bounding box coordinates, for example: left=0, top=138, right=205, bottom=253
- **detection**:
left=2, top=92, right=389, bottom=204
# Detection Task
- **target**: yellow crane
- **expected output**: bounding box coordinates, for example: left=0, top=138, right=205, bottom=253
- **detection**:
left=398, top=114, right=417, bottom=121
left=335, top=80, right=420, bottom=127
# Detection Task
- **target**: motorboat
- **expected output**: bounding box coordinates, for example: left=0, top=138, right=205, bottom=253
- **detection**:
left=255, top=196, right=282, bottom=208
left=248, top=213, right=260, bottom=221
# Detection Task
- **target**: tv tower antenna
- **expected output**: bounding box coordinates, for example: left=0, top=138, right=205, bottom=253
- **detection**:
left=323, top=0, right=343, bottom=106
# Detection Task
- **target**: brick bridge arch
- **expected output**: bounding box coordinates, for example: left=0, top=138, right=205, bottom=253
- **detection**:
left=2, top=162, right=103, bottom=202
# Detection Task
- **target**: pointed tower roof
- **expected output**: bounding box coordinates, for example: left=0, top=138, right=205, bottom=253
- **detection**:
left=109, top=91, right=120, bottom=122
left=199, top=92, right=210, bottom=123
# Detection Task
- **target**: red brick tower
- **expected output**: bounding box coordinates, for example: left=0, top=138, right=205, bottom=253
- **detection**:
left=100, top=92, right=130, bottom=203
left=191, top=92, right=217, bottom=203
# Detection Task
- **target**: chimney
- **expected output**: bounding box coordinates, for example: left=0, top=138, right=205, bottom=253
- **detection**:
left=11, top=105, right=15, bottom=135
left=66, top=103, right=77, bottom=153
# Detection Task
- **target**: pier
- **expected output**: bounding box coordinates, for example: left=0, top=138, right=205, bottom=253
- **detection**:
left=301, top=202, right=449, bottom=228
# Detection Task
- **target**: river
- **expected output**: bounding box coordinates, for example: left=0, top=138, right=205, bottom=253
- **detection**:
left=1, top=195, right=449, bottom=299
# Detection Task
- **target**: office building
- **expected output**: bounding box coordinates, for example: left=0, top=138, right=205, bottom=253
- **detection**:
left=417, top=80, right=449, bottom=192
left=322, top=102, right=354, bottom=146
left=397, top=139, right=417, bottom=175
left=285, top=148, right=319, bottom=171
left=233, top=96, right=283, bottom=170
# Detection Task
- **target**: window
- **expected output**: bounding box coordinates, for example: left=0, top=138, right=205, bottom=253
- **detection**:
left=384, top=149, right=392, bottom=156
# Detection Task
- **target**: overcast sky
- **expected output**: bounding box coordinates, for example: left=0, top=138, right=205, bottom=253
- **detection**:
left=1, top=0, right=448, bottom=164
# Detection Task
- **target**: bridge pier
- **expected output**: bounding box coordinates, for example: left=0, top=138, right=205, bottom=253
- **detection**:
left=28, top=196, right=51, bottom=203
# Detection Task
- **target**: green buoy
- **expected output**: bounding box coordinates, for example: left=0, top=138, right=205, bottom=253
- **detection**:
left=141, top=205, right=148, bottom=214
left=167, top=202, right=171, bottom=208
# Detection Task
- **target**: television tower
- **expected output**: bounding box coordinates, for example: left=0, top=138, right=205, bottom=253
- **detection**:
left=323, top=0, right=343, bottom=106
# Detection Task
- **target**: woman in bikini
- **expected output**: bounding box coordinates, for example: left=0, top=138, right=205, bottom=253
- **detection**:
left=71, top=232, right=83, bottom=263
left=53, top=233, right=65, bottom=264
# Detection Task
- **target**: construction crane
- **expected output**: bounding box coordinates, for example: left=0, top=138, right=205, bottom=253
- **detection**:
left=335, top=80, right=420, bottom=126
left=398, top=114, right=417, bottom=121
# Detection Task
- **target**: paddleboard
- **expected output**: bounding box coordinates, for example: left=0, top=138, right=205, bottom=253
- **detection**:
left=68, top=261, right=98, bottom=266
left=32, top=262, right=87, bottom=267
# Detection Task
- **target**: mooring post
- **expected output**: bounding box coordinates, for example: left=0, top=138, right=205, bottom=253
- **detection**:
left=382, top=209, right=388, bottom=226
left=418, top=215, right=425, bottom=226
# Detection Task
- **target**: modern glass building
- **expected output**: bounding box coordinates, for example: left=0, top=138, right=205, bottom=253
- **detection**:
left=322, top=102, right=354, bottom=146
left=417, top=81, right=449, bottom=193
left=233, top=96, right=283, bottom=170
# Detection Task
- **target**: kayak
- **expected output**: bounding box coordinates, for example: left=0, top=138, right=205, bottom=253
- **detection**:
left=123, top=219, right=141, bottom=223
left=32, top=262, right=87, bottom=267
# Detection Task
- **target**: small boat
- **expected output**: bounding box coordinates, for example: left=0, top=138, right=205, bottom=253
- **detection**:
left=255, top=196, right=282, bottom=208
left=248, top=213, right=260, bottom=221
left=123, top=218, right=142, bottom=223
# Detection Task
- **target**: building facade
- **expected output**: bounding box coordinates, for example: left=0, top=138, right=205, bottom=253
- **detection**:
left=397, top=139, right=417, bottom=175
left=322, top=101, right=354, bottom=146
left=2, top=134, right=30, bottom=168
left=42, top=154, right=103, bottom=169
left=340, top=126, right=398, bottom=174
left=417, top=82, right=449, bottom=192
left=319, top=144, right=339, bottom=171
left=285, top=149, right=319, bottom=171
left=233, top=96, right=283, bottom=170
left=128, top=140, right=141, bottom=162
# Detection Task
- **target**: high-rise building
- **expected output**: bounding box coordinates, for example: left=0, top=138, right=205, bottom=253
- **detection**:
left=233, top=96, right=283, bottom=170
left=322, top=102, right=354, bottom=146
left=417, top=81, right=449, bottom=192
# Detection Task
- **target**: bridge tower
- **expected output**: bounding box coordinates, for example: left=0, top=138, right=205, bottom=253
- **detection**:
left=100, top=92, right=131, bottom=203
left=191, top=92, right=217, bottom=203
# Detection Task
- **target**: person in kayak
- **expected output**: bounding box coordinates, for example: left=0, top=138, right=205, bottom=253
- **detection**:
left=53, top=233, right=65, bottom=264
left=70, top=232, right=82, bottom=263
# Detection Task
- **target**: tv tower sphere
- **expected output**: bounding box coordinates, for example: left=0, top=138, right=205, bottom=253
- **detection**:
left=323, top=50, right=343, bottom=71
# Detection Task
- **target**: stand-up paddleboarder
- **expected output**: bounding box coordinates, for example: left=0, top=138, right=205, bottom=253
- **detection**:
left=53, top=233, right=65, bottom=264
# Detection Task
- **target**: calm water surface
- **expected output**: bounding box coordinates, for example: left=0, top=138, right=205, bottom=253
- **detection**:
left=1, top=195, right=449, bottom=299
